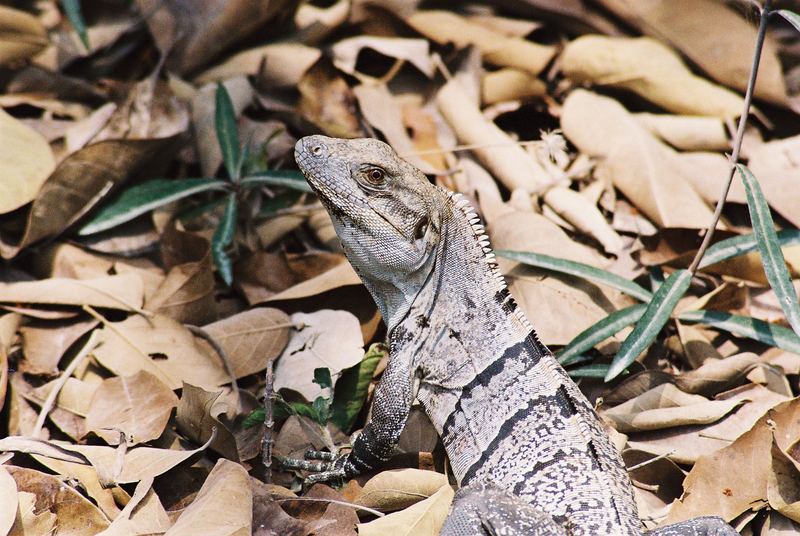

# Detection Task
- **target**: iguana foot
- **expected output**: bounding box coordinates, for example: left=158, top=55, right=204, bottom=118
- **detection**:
left=277, top=449, right=349, bottom=486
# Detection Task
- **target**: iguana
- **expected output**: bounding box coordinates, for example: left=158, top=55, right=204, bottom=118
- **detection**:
left=288, top=135, right=738, bottom=536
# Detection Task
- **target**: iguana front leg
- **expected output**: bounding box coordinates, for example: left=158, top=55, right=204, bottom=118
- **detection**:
left=281, top=353, right=416, bottom=484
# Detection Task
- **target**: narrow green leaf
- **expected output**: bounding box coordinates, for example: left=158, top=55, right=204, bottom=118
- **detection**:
left=557, top=305, right=647, bottom=364
left=291, top=402, right=323, bottom=425
left=606, top=270, right=692, bottom=381
left=699, top=229, right=800, bottom=269
left=496, top=251, right=653, bottom=302
left=243, top=408, right=266, bottom=429
left=212, top=194, right=237, bottom=286
left=330, top=344, right=385, bottom=432
left=737, top=164, right=800, bottom=337
left=777, top=10, right=800, bottom=34
left=215, top=83, right=240, bottom=181
left=60, top=0, right=90, bottom=50
left=678, top=310, right=800, bottom=355
left=257, top=190, right=304, bottom=218
left=79, top=178, right=227, bottom=235
left=241, top=171, right=314, bottom=193
left=312, top=396, right=329, bottom=425
left=567, top=364, right=624, bottom=379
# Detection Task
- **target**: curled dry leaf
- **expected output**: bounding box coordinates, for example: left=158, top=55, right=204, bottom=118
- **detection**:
left=0, top=137, right=179, bottom=259
left=195, top=43, right=321, bottom=87
left=0, top=273, right=144, bottom=311
left=86, top=370, right=178, bottom=446
left=176, top=383, right=240, bottom=462
left=357, top=483, right=454, bottom=536
left=601, top=383, right=746, bottom=433
left=407, top=10, right=555, bottom=76
left=331, top=36, right=434, bottom=78
left=7, top=466, right=110, bottom=535
left=0, top=108, right=55, bottom=214
left=273, top=310, right=364, bottom=400
left=92, top=314, right=229, bottom=390
left=96, top=477, right=172, bottom=536
left=9, top=490, right=56, bottom=535
left=0, top=466, right=16, bottom=536
left=481, top=68, right=547, bottom=105
left=562, top=36, right=744, bottom=118
left=0, top=5, right=48, bottom=65
left=634, top=113, right=729, bottom=153
left=561, top=90, right=715, bottom=229
left=356, top=468, right=449, bottom=511
left=595, top=0, right=787, bottom=106
left=202, top=307, right=291, bottom=379
left=164, top=459, right=252, bottom=536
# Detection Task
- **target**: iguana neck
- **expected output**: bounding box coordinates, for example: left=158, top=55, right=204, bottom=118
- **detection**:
left=389, top=191, right=533, bottom=362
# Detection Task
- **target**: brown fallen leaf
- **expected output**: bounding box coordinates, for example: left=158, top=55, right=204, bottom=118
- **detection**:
left=96, top=477, right=172, bottom=535
left=0, top=313, right=19, bottom=414
left=164, top=459, right=252, bottom=536
left=355, top=469, right=448, bottom=512
left=746, top=134, right=800, bottom=230
left=0, top=274, right=144, bottom=311
left=634, top=113, right=729, bottom=153
left=92, top=314, right=229, bottom=390
left=481, top=68, right=547, bottom=105
left=8, top=489, right=56, bottom=536
left=331, top=36, right=434, bottom=79
left=86, top=370, right=178, bottom=446
left=202, top=307, right=291, bottom=379
left=298, top=61, right=362, bottom=139
left=595, top=0, right=787, bottom=106
left=357, top=483, right=453, bottom=536
left=407, top=10, right=555, bottom=76
left=176, top=383, right=240, bottom=462
left=273, top=310, right=364, bottom=401
left=20, top=317, right=98, bottom=376
left=195, top=43, right=321, bottom=87
left=0, top=467, right=16, bottom=536
left=0, top=6, right=48, bottom=65
left=562, top=36, right=744, bottom=118
left=561, top=90, right=715, bottom=229
left=0, top=108, right=55, bottom=214
left=6, top=465, right=110, bottom=535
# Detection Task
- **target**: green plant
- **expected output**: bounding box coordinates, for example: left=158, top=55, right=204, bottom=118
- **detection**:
left=501, top=1, right=800, bottom=382
left=79, top=83, right=310, bottom=285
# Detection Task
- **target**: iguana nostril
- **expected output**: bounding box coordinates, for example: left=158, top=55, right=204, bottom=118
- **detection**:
left=312, top=145, right=323, bottom=155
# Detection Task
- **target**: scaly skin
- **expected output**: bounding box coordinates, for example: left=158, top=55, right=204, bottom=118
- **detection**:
left=290, top=135, right=737, bottom=536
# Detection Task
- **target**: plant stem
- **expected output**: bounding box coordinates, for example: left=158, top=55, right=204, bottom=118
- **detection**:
left=687, top=0, right=772, bottom=274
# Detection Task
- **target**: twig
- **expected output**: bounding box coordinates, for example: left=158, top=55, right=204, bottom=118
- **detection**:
left=687, top=0, right=772, bottom=274
left=626, top=450, right=676, bottom=472
left=262, top=358, right=275, bottom=482
left=32, top=330, right=101, bottom=438
left=400, top=139, right=545, bottom=158
left=186, top=325, right=241, bottom=415
left=274, top=496, right=386, bottom=517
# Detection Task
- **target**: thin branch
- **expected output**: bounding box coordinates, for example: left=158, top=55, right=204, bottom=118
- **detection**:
left=262, top=358, right=275, bottom=483
left=627, top=450, right=676, bottom=473
left=687, top=0, right=772, bottom=274
left=32, top=330, right=101, bottom=438
left=274, top=496, right=386, bottom=517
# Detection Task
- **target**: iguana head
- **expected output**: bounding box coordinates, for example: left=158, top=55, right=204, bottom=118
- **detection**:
left=295, top=135, right=443, bottom=329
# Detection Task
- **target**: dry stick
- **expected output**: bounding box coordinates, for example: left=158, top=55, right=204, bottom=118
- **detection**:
left=687, top=0, right=772, bottom=275
left=32, top=330, right=101, bottom=438
left=262, top=357, right=275, bottom=483
left=186, top=325, right=241, bottom=415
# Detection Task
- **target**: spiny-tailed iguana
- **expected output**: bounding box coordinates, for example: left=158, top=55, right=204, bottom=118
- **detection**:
left=288, top=135, right=737, bottom=535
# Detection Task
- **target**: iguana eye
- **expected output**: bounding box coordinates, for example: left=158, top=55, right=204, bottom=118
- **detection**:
left=413, top=216, right=428, bottom=240
left=365, top=168, right=385, bottom=186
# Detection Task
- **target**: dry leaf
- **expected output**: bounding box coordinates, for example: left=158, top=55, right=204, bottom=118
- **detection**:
left=0, top=6, right=48, bottom=65
left=356, top=469, right=448, bottom=511
left=202, top=307, right=291, bottom=379
left=331, top=36, right=433, bottom=79
left=0, top=274, right=144, bottom=311
left=0, top=466, right=17, bottom=536
left=274, top=310, right=364, bottom=400
left=747, top=135, right=800, bottom=230
left=92, top=314, right=229, bottom=390
left=195, top=43, right=321, bottom=87
left=561, top=90, right=714, bottom=229
left=634, top=113, right=729, bottom=153
left=86, top=370, right=178, bottom=446
left=407, top=10, right=555, bottom=75
left=164, top=459, right=252, bottom=536
left=0, top=108, right=55, bottom=214
left=175, top=383, right=240, bottom=462
left=8, top=490, right=56, bottom=536
left=97, top=478, right=172, bottom=536
left=481, top=68, right=547, bottom=105
left=357, top=483, right=453, bottom=536
left=595, top=0, right=787, bottom=106
left=562, top=35, right=744, bottom=117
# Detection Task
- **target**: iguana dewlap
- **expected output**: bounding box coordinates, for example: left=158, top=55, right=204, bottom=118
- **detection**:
left=292, top=135, right=737, bottom=536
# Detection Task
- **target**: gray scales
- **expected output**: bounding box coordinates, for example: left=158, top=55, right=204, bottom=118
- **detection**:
left=288, top=135, right=738, bottom=536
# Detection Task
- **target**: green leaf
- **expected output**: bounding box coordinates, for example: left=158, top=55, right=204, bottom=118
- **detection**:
left=79, top=178, right=227, bottom=235
left=606, top=270, right=692, bottom=381
left=699, top=229, right=800, bottom=269
left=258, top=190, right=304, bottom=218
left=291, top=402, right=324, bottom=425
left=737, top=164, right=800, bottom=337
left=678, top=310, right=800, bottom=355
left=330, top=343, right=385, bottom=432
left=777, top=10, right=800, bottom=34
left=60, top=0, right=90, bottom=51
left=241, top=171, right=314, bottom=193
left=567, top=364, right=624, bottom=379
left=496, top=250, right=653, bottom=302
left=312, top=396, right=329, bottom=425
left=243, top=408, right=266, bottom=429
left=215, top=83, right=241, bottom=181
left=212, top=194, right=237, bottom=286
left=313, top=368, right=333, bottom=391
left=557, top=305, right=648, bottom=365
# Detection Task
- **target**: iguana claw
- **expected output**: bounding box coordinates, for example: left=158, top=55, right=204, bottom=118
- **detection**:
left=277, top=449, right=349, bottom=486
